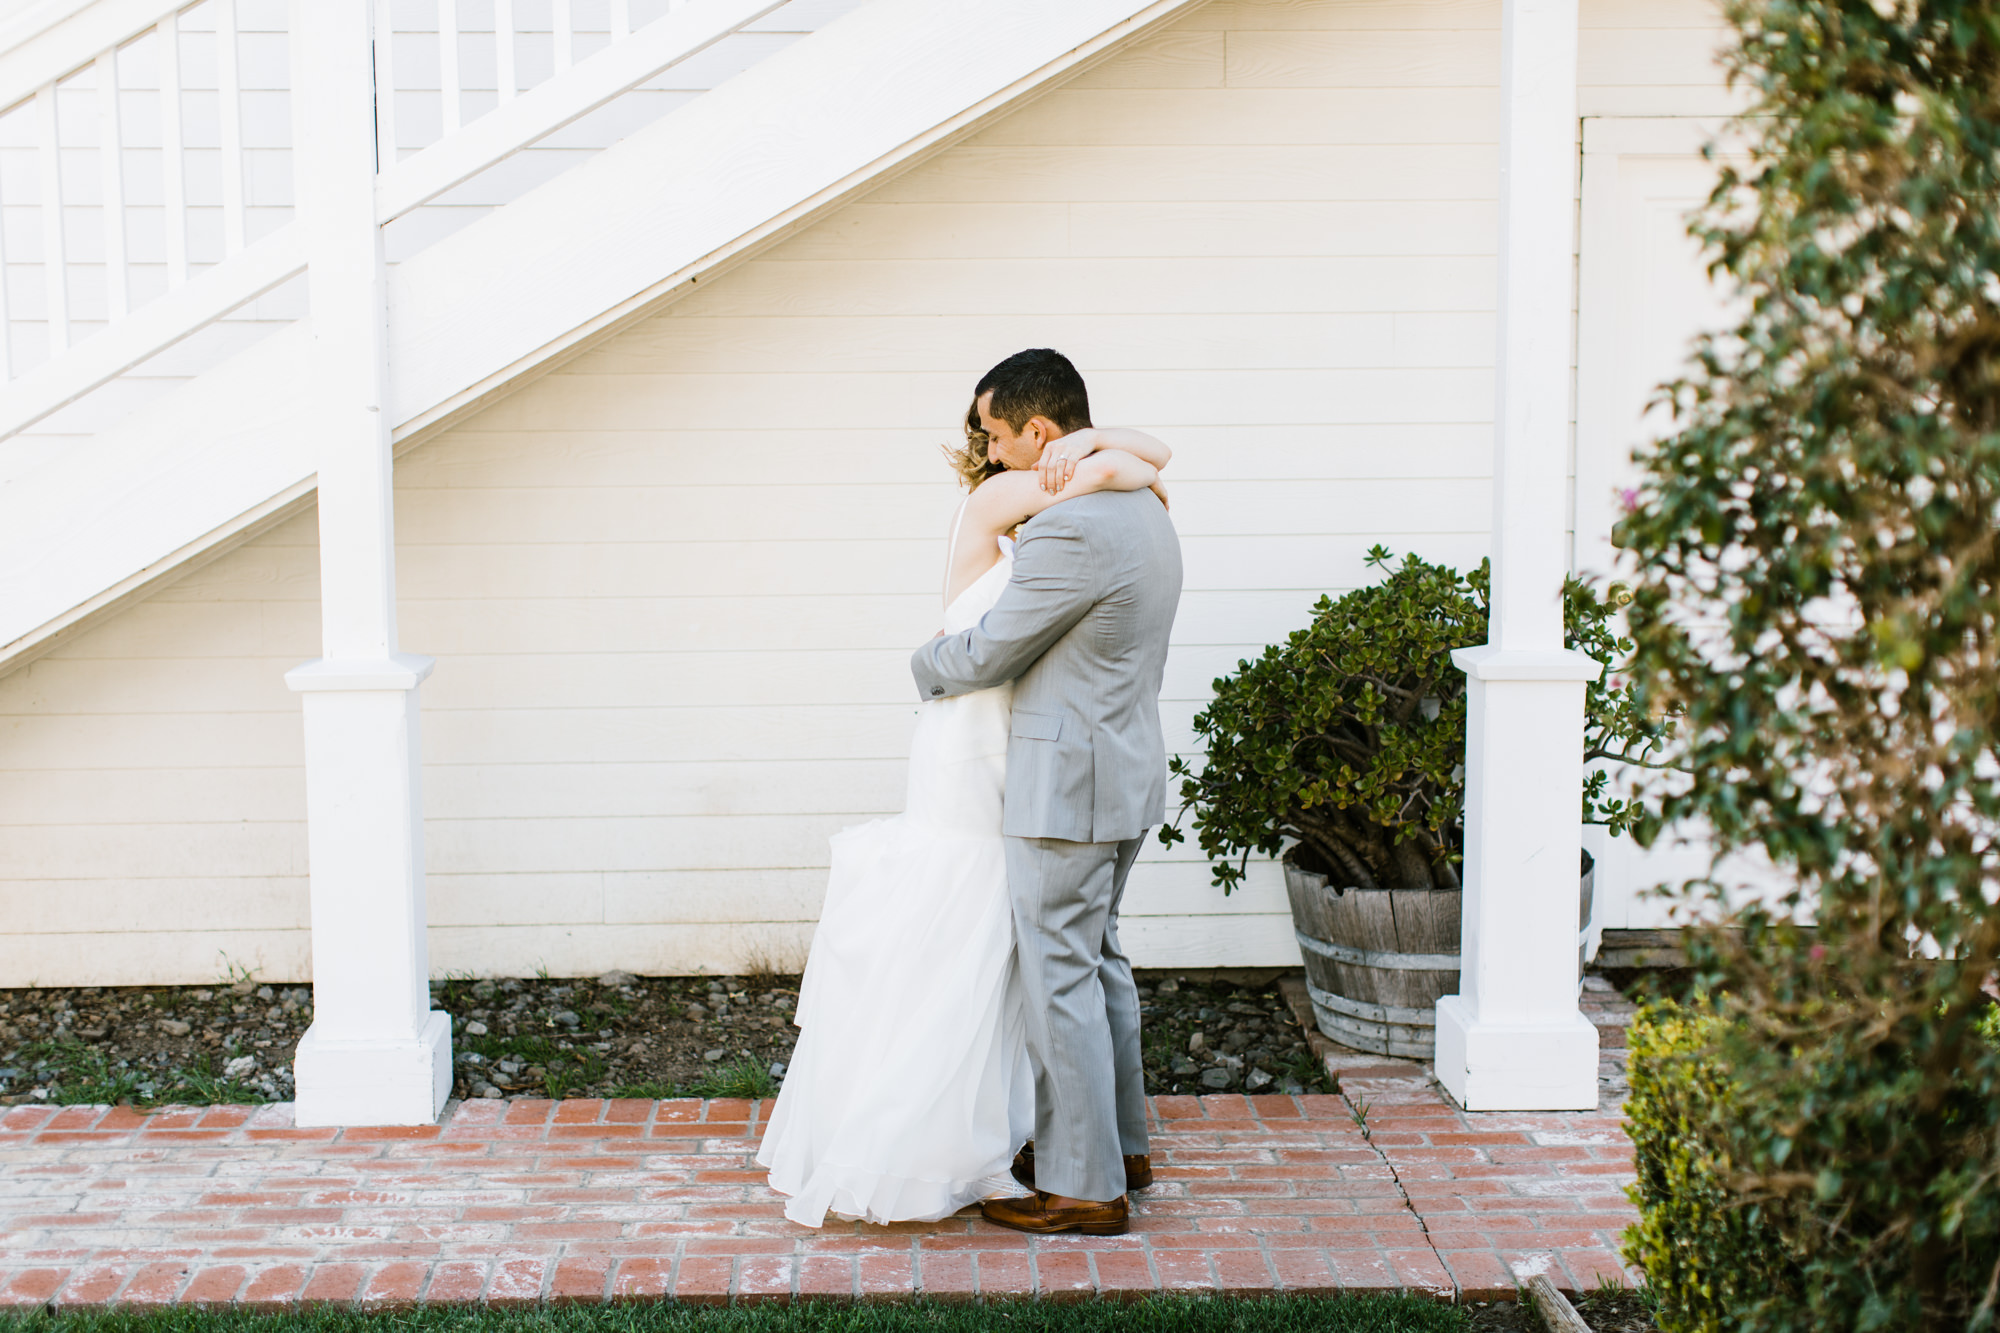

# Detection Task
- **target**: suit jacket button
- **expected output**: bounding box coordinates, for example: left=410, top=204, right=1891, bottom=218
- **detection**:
left=930, top=687, right=944, bottom=696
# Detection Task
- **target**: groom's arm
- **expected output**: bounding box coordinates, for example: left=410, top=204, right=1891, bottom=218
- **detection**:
left=911, top=513, right=1096, bottom=700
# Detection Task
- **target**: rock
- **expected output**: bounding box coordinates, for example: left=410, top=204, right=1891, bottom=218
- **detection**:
left=223, top=1055, right=256, bottom=1080
left=1157, top=979, right=1179, bottom=994
left=597, top=971, right=638, bottom=987
left=1171, top=1057, right=1198, bottom=1076
left=231, top=980, right=257, bottom=996
left=704, top=1049, right=725, bottom=1062
left=191, top=990, right=212, bottom=1002
left=256, top=986, right=275, bottom=1001
left=684, top=1004, right=708, bottom=1020
left=157, top=1020, right=191, bottom=1037
left=1200, top=1067, right=1234, bottom=1089
left=473, top=1082, right=500, bottom=1098
left=464, top=1021, right=488, bottom=1036
left=1187, top=1032, right=1205, bottom=1053
left=553, top=1010, right=580, bottom=1026
left=769, top=1061, right=787, bottom=1079
left=1245, top=1068, right=1274, bottom=1092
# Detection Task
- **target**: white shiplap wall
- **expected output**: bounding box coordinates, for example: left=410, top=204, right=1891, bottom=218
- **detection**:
left=0, top=0, right=1738, bottom=985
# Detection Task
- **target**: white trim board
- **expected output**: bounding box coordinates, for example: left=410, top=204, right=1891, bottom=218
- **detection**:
left=1573, top=114, right=1741, bottom=583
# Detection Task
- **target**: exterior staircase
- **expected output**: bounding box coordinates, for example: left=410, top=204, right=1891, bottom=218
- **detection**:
left=0, top=0, right=1201, bottom=675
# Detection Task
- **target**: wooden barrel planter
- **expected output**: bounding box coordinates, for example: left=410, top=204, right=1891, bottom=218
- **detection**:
left=1285, top=850, right=1598, bottom=1059
left=1283, top=859, right=1461, bottom=1059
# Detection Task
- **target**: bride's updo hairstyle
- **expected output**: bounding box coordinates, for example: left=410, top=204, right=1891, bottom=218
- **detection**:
left=942, top=348, right=1094, bottom=491
left=944, top=401, right=1008, bottom=491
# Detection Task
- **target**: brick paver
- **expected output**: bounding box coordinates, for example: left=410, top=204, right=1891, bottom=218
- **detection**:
left=0, top=1079, right=1637, bottom=1306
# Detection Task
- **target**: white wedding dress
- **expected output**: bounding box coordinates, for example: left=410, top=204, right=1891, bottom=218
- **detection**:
left=755, top=530, right=1035, bottom=1228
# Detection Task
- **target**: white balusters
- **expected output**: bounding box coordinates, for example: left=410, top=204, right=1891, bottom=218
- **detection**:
left=438, top=0, right=461, bottom=135
left=0, top=0, right=713, bottom=392
left=215, top=0, right=245, bottom=256
left=158, top=11, right=188, bottom=289
left=553, top=0, right=573, bottom=71
left=494, top=0, right=517, bottom=103
left=0, top=0, right=308, bottom=388
left=96, top=50, right=128, bottom=322
left=37, top=83, right=67, bottom=356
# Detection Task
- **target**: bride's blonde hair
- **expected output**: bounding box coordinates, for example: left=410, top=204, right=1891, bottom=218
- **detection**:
left=942, top=399, right=1009, bottom=491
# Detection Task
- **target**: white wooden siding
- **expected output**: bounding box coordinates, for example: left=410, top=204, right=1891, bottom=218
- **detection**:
left=0, top=0, right=1737, bottom=985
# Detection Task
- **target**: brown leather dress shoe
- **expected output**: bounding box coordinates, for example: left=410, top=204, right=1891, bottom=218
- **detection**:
left=1010, top=1144, right=1154, bottom=1191
left=981, top=1189, right=1130, bottom=1235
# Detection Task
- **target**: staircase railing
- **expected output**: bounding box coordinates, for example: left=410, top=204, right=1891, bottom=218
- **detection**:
left=0, top=0, right=790, bottom=441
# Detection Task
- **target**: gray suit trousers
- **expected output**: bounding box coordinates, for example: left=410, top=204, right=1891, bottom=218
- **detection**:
left=1004, top=833, right=1151, bottom=1202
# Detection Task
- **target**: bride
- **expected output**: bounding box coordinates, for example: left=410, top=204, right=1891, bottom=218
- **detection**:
left=754, top=410, right=1171, bottom=1228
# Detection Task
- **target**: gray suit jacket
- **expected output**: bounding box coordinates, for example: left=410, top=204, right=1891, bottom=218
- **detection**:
left=911, top=488, right=1182, bottom=843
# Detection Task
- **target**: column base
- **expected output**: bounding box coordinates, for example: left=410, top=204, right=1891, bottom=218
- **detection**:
left=294, top=1009, right=453, bottom=1127
left=1434, top=995, right=1599, bottom=1110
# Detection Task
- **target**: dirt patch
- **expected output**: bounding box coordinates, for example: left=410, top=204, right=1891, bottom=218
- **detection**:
left=1466, top=1291, right=1658, bottom=1332
left=1571, top=1289, right=1660, bottom=1331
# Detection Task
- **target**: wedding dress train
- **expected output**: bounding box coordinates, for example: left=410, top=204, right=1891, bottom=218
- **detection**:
left=755, top=535, right=1034, bottom=1227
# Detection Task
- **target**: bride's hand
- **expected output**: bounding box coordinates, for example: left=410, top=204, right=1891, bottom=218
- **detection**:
left=1150, top=479, right=1170, bottom=511
left=1038, top=429, right=1097, bottom=494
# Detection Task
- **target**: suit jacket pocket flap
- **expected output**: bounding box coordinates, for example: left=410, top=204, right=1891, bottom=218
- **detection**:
left=1010, top=710, right=1063, bottom=742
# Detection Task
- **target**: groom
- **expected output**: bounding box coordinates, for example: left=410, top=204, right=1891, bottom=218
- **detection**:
left=911, top=348, right=1183, bottom=1236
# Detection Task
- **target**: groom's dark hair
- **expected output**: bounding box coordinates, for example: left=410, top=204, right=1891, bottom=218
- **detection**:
left=976, top=348, right=1092, bottom=435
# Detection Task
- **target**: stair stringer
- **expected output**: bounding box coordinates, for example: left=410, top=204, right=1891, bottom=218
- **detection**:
left=0, top=0, right=1207, bottom=674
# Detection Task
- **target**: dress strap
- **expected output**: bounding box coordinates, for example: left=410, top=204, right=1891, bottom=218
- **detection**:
left=944, top=497, right=970, bottom=607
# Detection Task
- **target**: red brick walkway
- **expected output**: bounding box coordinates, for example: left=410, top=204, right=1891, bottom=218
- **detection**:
left=0, top=1067, right=1636, bottom=1308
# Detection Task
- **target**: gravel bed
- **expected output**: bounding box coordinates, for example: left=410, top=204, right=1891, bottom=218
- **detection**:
left=0, top=968, right=1331, bottom=1106
left=0, top=978, right=309, bottom=1105
left=1135, top=970, right=1333, bottom=1096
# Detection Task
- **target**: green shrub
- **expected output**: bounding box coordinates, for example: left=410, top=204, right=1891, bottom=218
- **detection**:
left=1160, top=546, right=1664, bottom=892
left=1623, top=1003, right=1797, bottom=1331
left=1624, top=989, right=2000, bottom=1332
left=1609, top=0, right=2000, bottom=1323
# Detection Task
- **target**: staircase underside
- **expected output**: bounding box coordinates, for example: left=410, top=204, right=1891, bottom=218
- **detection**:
left=0, top=0, right=1205, bottom=676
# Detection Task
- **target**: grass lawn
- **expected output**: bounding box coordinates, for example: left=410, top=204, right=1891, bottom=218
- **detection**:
left=0, top=1296, right=1468, bottom=1333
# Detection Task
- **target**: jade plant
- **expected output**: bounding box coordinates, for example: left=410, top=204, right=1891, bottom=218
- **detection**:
left=1159, top=546, right=1668, bottom=894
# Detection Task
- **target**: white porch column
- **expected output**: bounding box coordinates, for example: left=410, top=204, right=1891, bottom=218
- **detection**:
left=1433, top=0, right=1601, bottom=1110
left=284, top=0, right=451, bottom=1126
